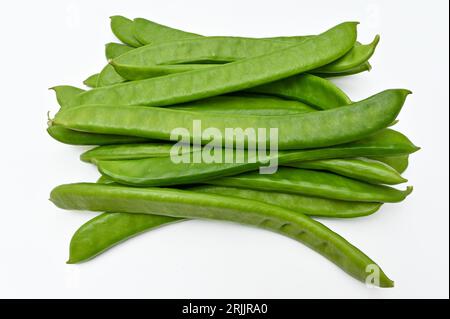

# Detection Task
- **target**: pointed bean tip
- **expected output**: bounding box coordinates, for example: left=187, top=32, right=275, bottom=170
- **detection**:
left=405, top=186, right=414, bottom=196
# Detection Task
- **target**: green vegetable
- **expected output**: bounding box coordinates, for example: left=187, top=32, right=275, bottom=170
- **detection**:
left=69, top=22, right=357, bottom=107
left=51, top=183, right=394, bottom=287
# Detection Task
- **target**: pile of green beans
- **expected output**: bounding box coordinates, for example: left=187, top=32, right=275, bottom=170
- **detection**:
left=48, top=16, right=420, bottom=288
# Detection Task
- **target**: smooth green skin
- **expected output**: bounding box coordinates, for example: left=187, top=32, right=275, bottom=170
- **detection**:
left=134, top=17, right=200, bottom=44
left=315, top=36, right=379, bottom=73
left=47, top=125, right=149, bottom=146
left=371, top=155, right=409, bottom=174
left=191, top=185, right=382, bottom=218
left=105, top=42, right=134, bottom=60
left=55, top=89, right=409, bottom=150
left=170, top=95, right=316, bottom=115
left=207, top=168, right=413, bottom=203
left=110, top=16, right=141, bottom=47
left=81, top=143, right=180, bottom=163
left=83, top=74, right=99, bottom=88
left=69, top=22, right=358, bottom=107
left=290, top=157, right=407, bottom=185
left=50, top=86, right=85, bottom=108
left=68, top=212, right=182, bottom=264
left=111, top=35, right=380, bottom=81
left=49, top=85, right=150, bottom=145
left=96, top=129, right=419, bottom=187
left=132, top=17, right=375, bottom=76
left=318, top=62, right=372, bottom=78
left=247, top=74, right=352, bottom=109
left=67, top=182, right=382, bottom=263
left=51, top=183, right=393, bottom=287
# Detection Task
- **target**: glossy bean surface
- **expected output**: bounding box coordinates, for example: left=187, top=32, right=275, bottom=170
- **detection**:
left=67, top=183, right=382, bottom=263
left=207, top=168, right=413, bottom=202
left=69, top=22, right=357, bottom=107
left=246, top=74, right=352, bottom=109
left=110, top=16, right=141, bottom=47
left=290, top=157, right=407, bottom=185
left=51, top=183, right=393, bottom=287
left=96, top=129, right=419, bottom=186
left=370, top=155, right=409, bottom=174
left=55, top=90, right=409, bottom=151
left=47, top=125, right=149, bottom=146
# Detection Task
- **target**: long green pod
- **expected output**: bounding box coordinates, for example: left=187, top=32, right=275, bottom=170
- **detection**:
left=133, top=17, right=201, bottom=44
left=370, top=155, right=409, bottom=174
left=50, top=85, right=85, bottom=108
left=47, top=125, right=150, bottom=146
left=132, top=17, right=376, bottom=76
left=246, top=74, right=352, bottom=109
left=105, top=42, right=134, bottom=60
left=83, top=74, right=100, bottom=88
left=315, top=36, right=380, bottom=73
left=110, top=16, right=141, bottom=47
left=96, top=129, right=419, bottom=186
left=318, top=62, right=372, bottom=78
left=81, top=143, right=180, bottom=163
left=69, top=22, right=358, bottom=107
left=170, top=95, right=316, bottom=115
left=207, top=168, right=413, bottom=203
left=55, top=90, right=409, bottom=150
left=51, top=183, right=394, bottom=287
left=68, top=212, right=182, bottom=264
left=67, top=183, right=382, bottom=263
left=290, top=157, right=407, bottom=185
left=111, top=35, right=379, bottom=81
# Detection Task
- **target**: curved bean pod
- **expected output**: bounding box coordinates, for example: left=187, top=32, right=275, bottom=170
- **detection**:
left=55, top=89, right=409, bottom=150
left=83, top=74, right=99, bottom=88
left=81, top=143, right=179, bottom=163
left=68, top=212, right=182, bottom=264
left=318, top=62, right=372, bottom=78
left=50, top=85, right=85, bottom=108
left=133, top=17, right=201, bottom=44
left=96, top=129, right=419, bottom=186
left=371, top=155, right=409, bottom=174
left=69, top=22, right=358, bottom=107
left=290, top=157, right=407, bottom=185
left=170, top=95, right=316, bottom=115
left=246, top=74, right=352, bottom=109
left=132, top=17, right=375, bottom=76
left=110, top=16, right=141, bottom=47
left=207, top=168, right=413, bottom=202
left=105, top=42, right=133, bottom=60
left=67, top=183, right=382, bottom=263
left=47, top=125, right=150, bottom=146
left=316, top=35, right=380, bottom=73
left=51, top=183, right=394, bottom=287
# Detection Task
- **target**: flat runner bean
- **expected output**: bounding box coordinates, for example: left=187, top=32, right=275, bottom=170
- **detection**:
left=51, top=183, right=394, bottom=287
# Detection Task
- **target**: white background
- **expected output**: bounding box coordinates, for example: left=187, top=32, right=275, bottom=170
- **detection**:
left=0, top=0, right=448, bottom=299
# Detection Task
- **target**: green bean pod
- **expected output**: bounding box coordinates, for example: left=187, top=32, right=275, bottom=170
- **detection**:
left=105, top=42, right=134, bottom=60
left=68, top=212, right=182, bottom=264
left=110, top=16, right=141, bottom=47
left=207, top=168, right=413, bottom=202
left=315, top=36, right=380, bottom=73
left=67, top=183, right=382, bottom=263
left=81, top=143, right=179, bottom=163
left=69, top=22, right=358, bottom=107
left=83, top=74, right=99, bottom=88
left=132, top=17, right=376, bottom=76
left=55, top=90, right=409, bottom=151
left=51, top=183, right=394, bottom=287
left=170, top=95, right=316, bottom=115
left=47, top=125, right=150, bottom=146
left=246, top=74, right=352, bottom=109
left=370, top=155, right=409, bottom=174
left=289, top=157, right=407, bottom=185
left=95, top=129, right=418, bottom=187
left=50, top=85, right=85, bottom=108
